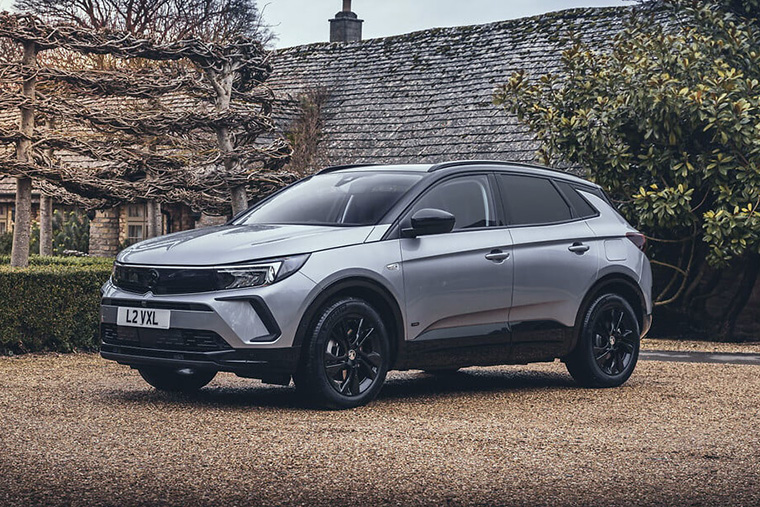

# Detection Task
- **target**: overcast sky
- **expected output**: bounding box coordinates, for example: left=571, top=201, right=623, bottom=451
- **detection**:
left=0, top=0, right=633, bottom=48
left=263, top=0, right=632, bottom=47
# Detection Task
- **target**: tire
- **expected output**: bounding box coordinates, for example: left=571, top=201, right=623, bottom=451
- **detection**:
left=294, top=297, right=390, bottom=409
left=565, top=293, right=640, bottom=388
left=138, top=366, right=216, bottom=392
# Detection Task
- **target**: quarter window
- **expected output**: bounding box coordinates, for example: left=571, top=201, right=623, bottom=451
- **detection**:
left=410, top=175, right=501, bottom=230
left=556, top=181, right=598, bottom=219
left=498, top=175, right=572, bottom=226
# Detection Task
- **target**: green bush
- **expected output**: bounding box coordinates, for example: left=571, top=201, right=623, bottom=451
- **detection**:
left=30, top=210, right=91, bottom=256
left=0, top=232, right=12, bottom=255
left=0, top=261, right=113, bottom=354
left=0, top=255, right=112, bottom=266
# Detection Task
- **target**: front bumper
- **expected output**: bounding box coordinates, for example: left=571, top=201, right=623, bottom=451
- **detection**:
left=99, top=272, right=317, bottom=379
left=100, top=342, right=300, bottom=379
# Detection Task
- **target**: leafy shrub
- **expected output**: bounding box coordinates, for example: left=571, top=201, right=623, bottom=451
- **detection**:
left=0, top=260, right=113, bottom=354
left=0, top=232, right=11, bottom=255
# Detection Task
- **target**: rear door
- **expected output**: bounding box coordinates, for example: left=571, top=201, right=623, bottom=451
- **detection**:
left=399, top=173, right=514, bottom=368
left=496, top=173, right=601, bottom=361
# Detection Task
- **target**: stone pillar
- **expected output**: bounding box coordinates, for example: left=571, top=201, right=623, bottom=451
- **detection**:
left=88, top=208, right=120, bottom=257
left=330, top=0, right=363, bottom=43
left=39, top=195, right=53, bottom=256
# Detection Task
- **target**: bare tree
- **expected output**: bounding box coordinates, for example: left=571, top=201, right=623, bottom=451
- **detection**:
left=0, top=13, right=291, bottom=265
left=13, top=0, right=275, bottom=44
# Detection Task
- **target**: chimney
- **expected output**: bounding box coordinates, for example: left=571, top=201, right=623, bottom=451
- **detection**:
left=329, top=0, right=363, bottom=43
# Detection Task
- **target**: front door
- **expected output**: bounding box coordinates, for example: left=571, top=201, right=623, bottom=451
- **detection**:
left=399, top=174, right=514, bottom=369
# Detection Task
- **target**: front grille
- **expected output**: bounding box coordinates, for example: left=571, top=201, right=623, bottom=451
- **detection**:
left=101, top=324, right=232, bottom=352
left=102, top=298, right=212, bottom=312
left=112, top=265, right=224, bottom=295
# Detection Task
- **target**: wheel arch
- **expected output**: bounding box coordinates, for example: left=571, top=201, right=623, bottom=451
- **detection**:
left=569, top=273, right=647, bottom=352
left=293, top=277, right=405, bottom=368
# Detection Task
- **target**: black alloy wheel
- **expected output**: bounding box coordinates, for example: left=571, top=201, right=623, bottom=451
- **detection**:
left=565, top=293, right=640, bottom=388
left=295, top=297, right=390, bottom=409
left=592, top=305, right=637, bottom=376
left=323, top=314, right=384, bottom=397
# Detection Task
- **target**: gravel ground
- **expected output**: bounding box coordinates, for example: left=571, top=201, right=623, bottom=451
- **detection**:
left=642, top=338, right=760, bottom=353
left=1, top=353, right=759, bottom=507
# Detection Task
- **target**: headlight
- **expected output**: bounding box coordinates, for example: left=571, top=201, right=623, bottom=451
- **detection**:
left=216, top=254, right=310, bottom=290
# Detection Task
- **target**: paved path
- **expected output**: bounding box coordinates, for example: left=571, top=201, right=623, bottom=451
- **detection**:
left=641, top=349, right=760, bottom=365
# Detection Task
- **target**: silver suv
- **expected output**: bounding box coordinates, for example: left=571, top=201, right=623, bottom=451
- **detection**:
left=101, top=161, right=652, bottom=408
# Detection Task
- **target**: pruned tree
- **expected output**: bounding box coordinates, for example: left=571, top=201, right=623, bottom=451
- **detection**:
left=0, top=12, right=292, bottom=266
left=495, top=0, right=760, bottom=339
left=13, top=0, right=274, bottom=43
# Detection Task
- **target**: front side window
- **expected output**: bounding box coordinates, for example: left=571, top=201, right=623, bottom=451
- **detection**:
left=410, top=175, right=501, bottom=230
left=498, top=174, right=572, bottom=226
left=236, top=172, right=424, bottom=226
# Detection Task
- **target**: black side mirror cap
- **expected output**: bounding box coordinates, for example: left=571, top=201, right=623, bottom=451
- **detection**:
left=402, top=208, right=456, bottom=238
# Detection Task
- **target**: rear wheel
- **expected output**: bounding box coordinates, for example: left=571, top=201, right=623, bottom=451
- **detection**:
left=138, top=366, right=216, bottom=392
left=565, top=294, right=640, bottom=388
left=295, top=297, right=390, bottom=409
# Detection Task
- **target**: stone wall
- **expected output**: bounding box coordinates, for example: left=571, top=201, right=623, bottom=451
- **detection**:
left=88, top=208, right=119, bottom=257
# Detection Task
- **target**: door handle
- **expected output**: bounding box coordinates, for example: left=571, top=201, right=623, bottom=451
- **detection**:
left=485, top=250, right=511, bottom=262
left=568, top=243, right=590, bottom=253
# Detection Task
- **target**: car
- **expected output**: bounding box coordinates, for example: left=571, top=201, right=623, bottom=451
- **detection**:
left=100, top=161, right=653, bottom=408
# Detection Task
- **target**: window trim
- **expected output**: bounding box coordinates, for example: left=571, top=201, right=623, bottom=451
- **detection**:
left=394, top=172, right=508, bottom=236
left=495, top=172, right=598, bottom=228
left=554, top=180, right=601, bottom=221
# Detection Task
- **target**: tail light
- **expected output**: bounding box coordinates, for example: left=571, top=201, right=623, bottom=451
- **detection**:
left=626, top=232, right=647, bottom=252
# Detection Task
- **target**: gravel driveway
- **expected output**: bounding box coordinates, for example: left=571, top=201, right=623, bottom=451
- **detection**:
left=1, top=353, right=759, bottom=507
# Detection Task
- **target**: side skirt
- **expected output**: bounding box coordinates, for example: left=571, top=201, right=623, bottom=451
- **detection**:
left=396, top=320, right=573, bottom=370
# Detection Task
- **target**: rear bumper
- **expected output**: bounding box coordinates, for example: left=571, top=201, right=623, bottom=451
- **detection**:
left=100, top=342, right=300, bottom=379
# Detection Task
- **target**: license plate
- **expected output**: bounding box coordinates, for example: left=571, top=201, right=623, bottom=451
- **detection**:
left=117, top=307, right=170, bottom=329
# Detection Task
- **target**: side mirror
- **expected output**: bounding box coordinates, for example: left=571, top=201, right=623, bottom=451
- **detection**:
left=402, top=208, right=456, bottom=238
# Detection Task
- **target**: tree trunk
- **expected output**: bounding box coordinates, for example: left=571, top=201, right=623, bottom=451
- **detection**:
left=39, top=195, right=53, bottom=256
left=10, top=41, right=37, bottom=268
left=39, top=118, right=55, bottom=256
left=146, top=200, right=162, bottom=238
left=206, top=66, right=248, bottom=216
left=230, top=185, right=248, bottom=216
left=717, top=253, right=760, bottom=341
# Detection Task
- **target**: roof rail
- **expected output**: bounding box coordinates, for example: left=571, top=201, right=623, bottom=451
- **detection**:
left=428, top=160, right=559, bottom=172
left=316, top=163, right=379, bottom=174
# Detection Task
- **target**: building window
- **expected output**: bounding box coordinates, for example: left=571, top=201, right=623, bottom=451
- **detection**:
left=126, top=204, right=146, bottom=243
left=0, top=205, right=9, bottom=234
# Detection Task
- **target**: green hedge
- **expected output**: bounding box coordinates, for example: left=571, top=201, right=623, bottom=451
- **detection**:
left=0, top=257, right=113, bottom=354
left=0, top=255, right=113, bottom=267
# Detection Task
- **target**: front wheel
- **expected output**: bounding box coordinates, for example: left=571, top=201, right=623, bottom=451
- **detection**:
left=138, top=366, right=216, bottom=392
left=294, top=297, right=390, bottom=409
left=565, top=294, right=640, bottom=388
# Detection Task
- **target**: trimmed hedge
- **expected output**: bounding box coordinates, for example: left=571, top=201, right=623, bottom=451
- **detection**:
left=1, top=256, right=113, bottom=354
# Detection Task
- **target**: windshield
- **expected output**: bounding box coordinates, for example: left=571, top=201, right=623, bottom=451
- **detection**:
left=235, top=172, right=424, bottom=226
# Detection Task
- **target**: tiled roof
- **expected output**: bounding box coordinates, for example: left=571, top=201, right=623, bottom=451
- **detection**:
left=268, top=6, right=633, bottom=169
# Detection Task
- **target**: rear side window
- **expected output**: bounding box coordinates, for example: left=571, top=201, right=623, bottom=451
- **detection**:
left=410, top=175, right=502, bottom=230
left=497, top=174, right=572, bottom=225
left=556, top=181, right=598, bottom=219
